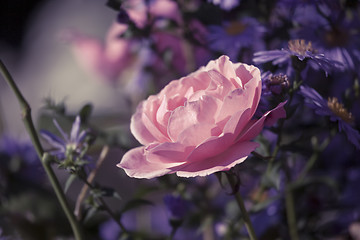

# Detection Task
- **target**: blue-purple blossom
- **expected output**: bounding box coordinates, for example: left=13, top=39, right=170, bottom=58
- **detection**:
left=208, top=17, right=265, bottom=60
left=0, top=136, right=43, bottom=182
left=40, top=116, right=89, bottom=160
left=291, top=9, right=360, bottom=75
left=253, top=39, right=342, bottom=76
left=163, top=194, right=189, bottom=220
left=299, top=85, right=360, bottom=149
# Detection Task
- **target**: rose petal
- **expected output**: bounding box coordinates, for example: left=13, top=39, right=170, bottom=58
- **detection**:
left=204, top=56, right=238, bottom=82
left=145, top=142, right=192, bottom=164
left=167, top=95, right=221, bottom=141
left=131, top=101, right=169, bottom=145
left=172, top=141, right=259, bottom=177
left=236, top=102, right=287, bottom=142
left=234, top=63, right=261, bottom=86
left=222, top=108, right=252, bottom=136
left=216, top=73, right=261, bottom=125
left=264, top=101, right=287, bottom=126
left=177, top=123, right=222, bottom=147
left=184, top=133, right=234, bottom=163
left=117, top=147, right=182, bottom=179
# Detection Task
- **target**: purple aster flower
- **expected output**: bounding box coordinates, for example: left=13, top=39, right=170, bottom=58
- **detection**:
left=0, top=135, right=43, bottom=183
left=40, top=116, right=90, bottom=160
left=208, top=17, right=265, bottom=60
left=299, top=85, right=360, bottom=149
left=253, top=39, right=342, bottom=76
left=208, top=0, right=241, bottom=11
left=291, top=7, right=360, bottom=75
left=163, top=194, right=189, bottom=220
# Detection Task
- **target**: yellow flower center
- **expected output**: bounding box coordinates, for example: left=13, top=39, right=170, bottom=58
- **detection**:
left=225, top=21, right=247, bottom=36
left=288, top=39, right=316, bottom=55
left=327, top=97, right=354, bottom=123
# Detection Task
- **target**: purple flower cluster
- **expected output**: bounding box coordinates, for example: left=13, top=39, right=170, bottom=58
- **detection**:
left=299, top=85, right=360, bottom=149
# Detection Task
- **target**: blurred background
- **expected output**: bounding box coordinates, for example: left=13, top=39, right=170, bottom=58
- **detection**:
left=1, top=0, right=360, bottom=239
left=0, top=0, right=130, bottom=137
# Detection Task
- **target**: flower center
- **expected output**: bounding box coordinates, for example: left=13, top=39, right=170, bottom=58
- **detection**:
left=288, top=39, right=316, bottom=56
left=225, top=21, right=247, bottom=36
left=269, top=74, right=289, bottom=86
left=327, top=97, right=354, bottom=123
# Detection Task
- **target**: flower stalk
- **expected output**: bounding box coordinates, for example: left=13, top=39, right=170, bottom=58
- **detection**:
left=225, top=173, right=258, bottom=240
left=0, top=59, right=84, bottom=240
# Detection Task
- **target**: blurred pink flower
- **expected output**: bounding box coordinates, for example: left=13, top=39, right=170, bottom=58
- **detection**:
left=64, top=22, right=136, bottom=83
left=123, top=0, right=182, bottom=28
left=118, top=55, right=286, bottom=178
left=151, top=20, right=211, bottom=76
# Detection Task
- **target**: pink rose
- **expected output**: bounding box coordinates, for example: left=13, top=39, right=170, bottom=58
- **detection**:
left=118, top=56, right=286, bottom=178
left=63, top=23, right=136, bottom=82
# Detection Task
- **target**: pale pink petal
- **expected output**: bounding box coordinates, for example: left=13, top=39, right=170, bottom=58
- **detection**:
left=216, top=77, right=261, bottom=127
left=167, top=95, right=221, bottom=141
left=236, top=102, right=287, bottom=142
left=131, top=101, right=169, bottom=145
left=222, top=108, right=252, bottom=136
left=118, top=147, right=179, bottom=179
left=173, top=141, right=259, bottom=177
left=264, top=101, right=287, bottom=126
left=156, top=95, right=172, bottom=134
left=204, top=56, right=238, bottom=81
left=145, top=142, right=193, bottom=164
left=234, top=63, right=261, bottom=86
left=177, top=123, right=222, bottom=147
left=142, top=96, right=172, bottom=140
left=184, top=133, right=234, bottom=163
left=204, top=70, right=235, bottom=99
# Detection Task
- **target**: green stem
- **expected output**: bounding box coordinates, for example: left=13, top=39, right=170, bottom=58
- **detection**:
left=0, top=60, right=44, bottom=157
left=285, top=186, right=299, bottom=240
left=81, top=177, right=128, bottom=233
left=43, top=154, right=84, bottom=240
left=225, top=173, right=258, bottom=240
left=0, top=60, right=83, bottom=240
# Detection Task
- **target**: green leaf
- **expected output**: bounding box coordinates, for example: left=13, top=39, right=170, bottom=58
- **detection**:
left=120, top=199, right=153, bottom=214
left=83, top=207, right=98, bottom=223
left=251, top=196, right=280, bottom=213
left=79, top=103, right=93, bottom=123
left=64, top=174, right=77, bottom=193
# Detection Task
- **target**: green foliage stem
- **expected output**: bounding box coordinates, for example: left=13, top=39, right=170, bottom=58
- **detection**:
left=0, top=60, right=84, bottom=240
left=225, top=173, right=258, bottom=240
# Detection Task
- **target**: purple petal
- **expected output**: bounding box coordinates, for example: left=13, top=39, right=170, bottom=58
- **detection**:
left=40, top=130, right=66, bottom=150
left=53, top=119, right=69, bottom=141
left=70, top=116, right=81, bottom=142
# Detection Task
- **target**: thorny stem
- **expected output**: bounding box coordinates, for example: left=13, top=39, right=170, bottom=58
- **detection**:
left=225, top=173, right=258, bottom=240
left=0, top=60, right=84, bottom=240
